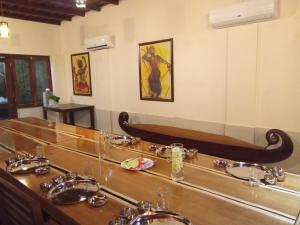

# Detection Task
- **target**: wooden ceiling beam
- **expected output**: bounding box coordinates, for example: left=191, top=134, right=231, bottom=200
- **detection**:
left=101, top=0, right=119, bottom=5
left=34, top=0, right=101, bottom=12
left=87, top=2, right=102, bottom=11
left=2, top=12, right=61, bottom=25
left=3, top=9, right=61, bottom=23
left=2, top=3, right=72, bottom=21
left=2, top=0, right=85, bottom=17
left=86, top=0, right=119, bottom=11
left=0, top=0, right=119, bottom=25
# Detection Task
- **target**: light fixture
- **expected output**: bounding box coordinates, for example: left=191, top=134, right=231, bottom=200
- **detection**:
left=0, top=0, right=9, bottom=38
left=0, top=21, right=9, bottom=38
left=76, top=0, right=87, bottom=8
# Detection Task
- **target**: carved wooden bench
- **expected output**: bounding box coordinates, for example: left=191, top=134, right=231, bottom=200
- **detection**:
left=118, top=112, right=293, bottom=163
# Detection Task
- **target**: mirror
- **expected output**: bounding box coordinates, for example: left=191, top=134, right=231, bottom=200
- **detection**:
left=112, top=1, right=300, bottom=175
left=226, top=164, right=266, bottom=181
left=129, top=212, right=192, bottom=225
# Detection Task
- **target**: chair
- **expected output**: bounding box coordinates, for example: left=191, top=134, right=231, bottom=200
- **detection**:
left=0, top=177, right=45, bottom=225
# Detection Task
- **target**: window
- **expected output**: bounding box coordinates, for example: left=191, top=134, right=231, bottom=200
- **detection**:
left=14, top=58, right=32, bottom=105
left=0, top=61, right=8, bottom=105
left=33, top=58, right=50, bottom=105
left=0, top=54, right=52, bottom=108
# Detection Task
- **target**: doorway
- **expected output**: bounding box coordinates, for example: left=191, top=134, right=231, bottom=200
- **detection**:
left=0, top=57, right=17, bottom=119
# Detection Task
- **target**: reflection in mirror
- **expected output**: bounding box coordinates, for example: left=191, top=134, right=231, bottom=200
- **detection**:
left=0, top=62, right=8, bottom=105
left=0, top=109, right=9, bottom=120
left=119, top=112, right=293, bottom=163
left=34, top=59, right=49, bottom=105
left=14, top=59, right=32, bottom=105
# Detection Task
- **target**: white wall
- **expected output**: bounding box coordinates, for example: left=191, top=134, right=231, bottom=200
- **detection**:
left=58, top=0, right=300, bottom=133
left=1, top=0, right=299, bottom=135
left=226, top=0, right=300, bottom=132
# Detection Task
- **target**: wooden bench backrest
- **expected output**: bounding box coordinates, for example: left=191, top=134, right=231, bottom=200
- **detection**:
left=0, top=177, right=45, bottom=225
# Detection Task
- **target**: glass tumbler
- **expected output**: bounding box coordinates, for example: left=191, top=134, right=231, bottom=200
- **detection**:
left=99, top=133, right=111, bottom=160
left=170, top=143, right=184, bottom=182
left=156, top=187, right=168, bottom=211
left=35, top=145, right=46, bottom=158
left=248, top=167, right=260, bottom=187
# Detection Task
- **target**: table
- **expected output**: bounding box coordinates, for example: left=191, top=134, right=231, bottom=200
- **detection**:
left=0, top=117, right=299, bottom=225
left=43, top=103, right=95, bottom=129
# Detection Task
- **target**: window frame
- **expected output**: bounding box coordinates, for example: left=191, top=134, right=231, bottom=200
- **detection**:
left=31, top=56, right=53, bottom=106
left=0, top=58, right=9, bottom=108
left=0, top=56, right=17, bottom=118
left=0, top=53, right=53, bottom=109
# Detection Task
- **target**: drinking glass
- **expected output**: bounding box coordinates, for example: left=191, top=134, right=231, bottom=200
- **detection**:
left=156, top=187, right=168, bottom=211
left=35, top=145, right=46, bottom=158
left=133, top=137, right=143, bottom=157
left=82, top=158, right=94, bottom=179
left=97, top=138, right=113, bottom=187
left=99, top=134, right=110, bottom=160
left=248, top=167, right=260, bottom=187
left=170, top=143, right=184, bottom=182
left=170, top=143, right=184, bottom=148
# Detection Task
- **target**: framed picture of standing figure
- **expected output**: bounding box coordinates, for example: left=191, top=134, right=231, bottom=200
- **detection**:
left=71, top=52, right=92, bottom=96
left=139, top=39, right=174, bottom=102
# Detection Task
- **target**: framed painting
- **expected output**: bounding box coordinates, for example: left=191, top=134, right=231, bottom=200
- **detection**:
left=139, top=38, right=174, bottom=102
left=71, top=52, right=92, bottom=96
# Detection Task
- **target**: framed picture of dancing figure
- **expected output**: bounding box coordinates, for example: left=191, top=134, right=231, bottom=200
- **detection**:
left=139, top=38, right=174, bottom=102
left=71, top=52, right=92, bottom=96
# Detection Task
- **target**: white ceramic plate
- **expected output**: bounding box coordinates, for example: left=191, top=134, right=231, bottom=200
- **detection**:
left=121, top=158, right=154, bottom=171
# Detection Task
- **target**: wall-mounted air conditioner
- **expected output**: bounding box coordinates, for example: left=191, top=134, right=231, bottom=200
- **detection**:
left=84, top=35, right=114, bottom=51
left=209, top=0, right=279, bottom=28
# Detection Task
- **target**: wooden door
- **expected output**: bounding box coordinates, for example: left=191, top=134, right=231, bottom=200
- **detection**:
left=0, top=57, right=17, bottom=119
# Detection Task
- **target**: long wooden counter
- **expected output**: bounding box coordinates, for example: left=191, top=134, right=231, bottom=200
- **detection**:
left=5, top=118, right=300, bottom=193
left=0, top=117, right=299, bottom=225
left=0, top=152, right=134, bottom=225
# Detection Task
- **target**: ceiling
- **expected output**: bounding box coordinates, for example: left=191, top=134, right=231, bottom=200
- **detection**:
left=0, top=0, right=119, bottom=25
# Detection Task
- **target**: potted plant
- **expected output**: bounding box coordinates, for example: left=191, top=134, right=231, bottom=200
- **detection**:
left=48, top=95, right=60, bottom=107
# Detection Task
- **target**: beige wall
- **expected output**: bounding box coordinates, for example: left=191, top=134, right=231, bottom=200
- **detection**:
left=227, top=0, right=300, bottom=132
left=1, top=0, right=299, bottom=135
left=58, top=0, right=300, bottom=133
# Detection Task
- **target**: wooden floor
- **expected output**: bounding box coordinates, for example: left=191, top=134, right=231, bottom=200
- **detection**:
left=0, top=117, right=299, bottom=225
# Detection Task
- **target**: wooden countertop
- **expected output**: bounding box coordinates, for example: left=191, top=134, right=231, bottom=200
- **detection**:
left=43, top=103, right=94, bottom=111
left=0, top=152, right=133, bottom=225
left=7, top=117, right=300, bottom=193
left=0, top=117, right=299, bottom=225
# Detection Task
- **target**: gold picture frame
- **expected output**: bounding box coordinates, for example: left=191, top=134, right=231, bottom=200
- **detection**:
left=71, top=52, right=92, bottom=96
left=139, top=39, right=174, bottom=102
